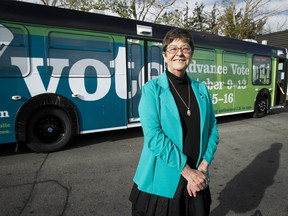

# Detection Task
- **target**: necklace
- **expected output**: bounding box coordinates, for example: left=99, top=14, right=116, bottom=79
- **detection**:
left=168, top=77, right=191, bottom=116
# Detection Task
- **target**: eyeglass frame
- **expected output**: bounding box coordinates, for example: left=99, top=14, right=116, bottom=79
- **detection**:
left=165, top=46, right=193, bottom=55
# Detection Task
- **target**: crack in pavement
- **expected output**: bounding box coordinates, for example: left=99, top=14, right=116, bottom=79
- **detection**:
left=14, top=154, right=72, bottom=216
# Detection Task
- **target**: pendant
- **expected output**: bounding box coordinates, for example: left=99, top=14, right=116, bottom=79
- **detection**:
left=187, top=109, right=191, bottom=116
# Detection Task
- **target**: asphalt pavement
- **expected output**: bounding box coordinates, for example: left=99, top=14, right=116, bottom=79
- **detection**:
left=0, top=106, right=288, bottom=216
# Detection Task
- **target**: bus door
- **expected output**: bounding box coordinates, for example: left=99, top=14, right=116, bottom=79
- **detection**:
left=127, top=39, right=145, bottom=122
left=126, top=39, right=163, bottom=122
left=147, top=41, right=163, bottom=81
left=275, top=58, right=287, bottom=106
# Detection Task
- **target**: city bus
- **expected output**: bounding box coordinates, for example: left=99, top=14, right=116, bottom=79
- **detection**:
left=0, top=1, right=287, bottom=152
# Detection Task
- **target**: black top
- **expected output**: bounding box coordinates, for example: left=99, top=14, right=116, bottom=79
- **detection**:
left=166, top=71, right=200, bottom=169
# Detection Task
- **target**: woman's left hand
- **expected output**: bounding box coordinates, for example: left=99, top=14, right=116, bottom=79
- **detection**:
left=197, top=159, right=209, bottom=173
left=186, top=181, right=201, bottom=197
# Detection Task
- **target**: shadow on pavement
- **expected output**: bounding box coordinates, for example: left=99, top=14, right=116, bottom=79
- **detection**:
left=211, top=143, right=282, bottom=216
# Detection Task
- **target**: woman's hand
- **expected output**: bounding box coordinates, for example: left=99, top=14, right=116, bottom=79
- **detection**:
left=186, top=181, right=199, bottom=197
left=181, top=163, right=209, bottom=197
left=198, top=159, right=209, bottom=173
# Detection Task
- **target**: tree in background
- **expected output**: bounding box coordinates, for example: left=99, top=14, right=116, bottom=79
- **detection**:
left=39, top=0, right=79, bottom=8
left=106, top=0, right=177, bottom=22
left=156, top=2, right=212, bottom=32
left=156, top=9, right=185, bottom=27
left=187, top=3, right=208, bottom=31
left=40, top=0, right=177, bottom=22
left=206, top=3, right=220, bottom=35
left=218, top=0, right=268, bottom=39
left=35, top=0, right=282, bottom=39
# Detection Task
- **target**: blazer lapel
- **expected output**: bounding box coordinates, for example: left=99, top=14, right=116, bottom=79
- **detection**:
left=157, top=72, right=183, bottom=150
left=157, top=72, right=181, bottom=120
left=190, top=78, right=206, bottom=137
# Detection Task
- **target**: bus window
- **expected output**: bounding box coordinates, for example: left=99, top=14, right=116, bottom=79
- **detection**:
left=277, top=62, right=284, bottom=82
left=189, top=48, right=216, bottom=83
left=147, top=42, right=163, bottom=80
left=127, top=39, right=144, bottom=121
left=223, top=51, right=248, bottom=87
left=48, top=31, right=114, bottom=77
left=0, top=24, right=29, bottom=77
left=275, top=60, right=286, bottom=105
left=252, top=56, right=271, bottom=85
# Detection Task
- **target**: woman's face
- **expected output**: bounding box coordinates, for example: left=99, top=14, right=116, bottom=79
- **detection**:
left=163, top=39, right=192, bottom=77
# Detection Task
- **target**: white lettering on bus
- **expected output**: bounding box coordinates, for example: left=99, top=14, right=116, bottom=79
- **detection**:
left=0, top=110, right=9, bottom=118
left=113, top=47, right=127, bottom=99
left=11, top=57, right=66, bottom=96
left=148, top=62, right=163, bottom=80
left=11, top=46, right=152, bottom=101
left=187, top=60, right=228, bottom=74
left=201, top=78, right=224, bottom=90
left=10, top=54, right=249, bottom=103
left=69, top=59, right=111, bottom=101
left=231, top=64, right=250, bottom=75
left=10, top=48, right=131, bottom=101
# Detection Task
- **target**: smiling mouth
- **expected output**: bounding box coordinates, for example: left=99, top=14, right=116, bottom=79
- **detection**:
left=173, top=59, right=185, bottom=62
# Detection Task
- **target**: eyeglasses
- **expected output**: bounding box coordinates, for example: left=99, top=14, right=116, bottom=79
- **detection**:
left=166, top=46, right=192, bottom=54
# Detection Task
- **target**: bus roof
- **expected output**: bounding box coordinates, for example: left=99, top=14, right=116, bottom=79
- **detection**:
left=0, top=0, right=286, bottom=58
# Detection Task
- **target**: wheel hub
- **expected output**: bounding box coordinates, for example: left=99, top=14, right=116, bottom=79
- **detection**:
left=35, top=115, right=64, bottom=143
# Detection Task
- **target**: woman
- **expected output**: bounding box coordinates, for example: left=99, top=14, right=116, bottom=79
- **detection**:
left=129, top=28, right=219, bottom=216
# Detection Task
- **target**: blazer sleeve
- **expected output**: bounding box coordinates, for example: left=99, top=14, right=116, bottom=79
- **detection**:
left=139, top=82, right=187, bottom=172
left=202, top=84, right=219, bottom=165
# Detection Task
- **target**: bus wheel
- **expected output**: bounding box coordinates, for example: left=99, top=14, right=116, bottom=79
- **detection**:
left=253, top=95, right=267, bottom=118
left=26, top=106, right=73, bottom=152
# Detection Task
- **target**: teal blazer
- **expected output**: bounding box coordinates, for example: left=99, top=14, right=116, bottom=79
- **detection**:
left=133, top=71, right=219, bottom=198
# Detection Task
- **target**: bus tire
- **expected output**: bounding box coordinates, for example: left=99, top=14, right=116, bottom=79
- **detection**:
left=26, top=106, right=74, bottom=152
left=253, top=94, right=268, bottom=118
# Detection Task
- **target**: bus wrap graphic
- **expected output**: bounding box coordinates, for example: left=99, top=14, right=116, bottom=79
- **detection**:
left=0, top=0, right=287, bottom=152
left=0, top=24, right=13, bottom=58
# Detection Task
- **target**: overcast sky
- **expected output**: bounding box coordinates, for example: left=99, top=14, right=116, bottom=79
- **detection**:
left=21, top=0, right=288, bottom=33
